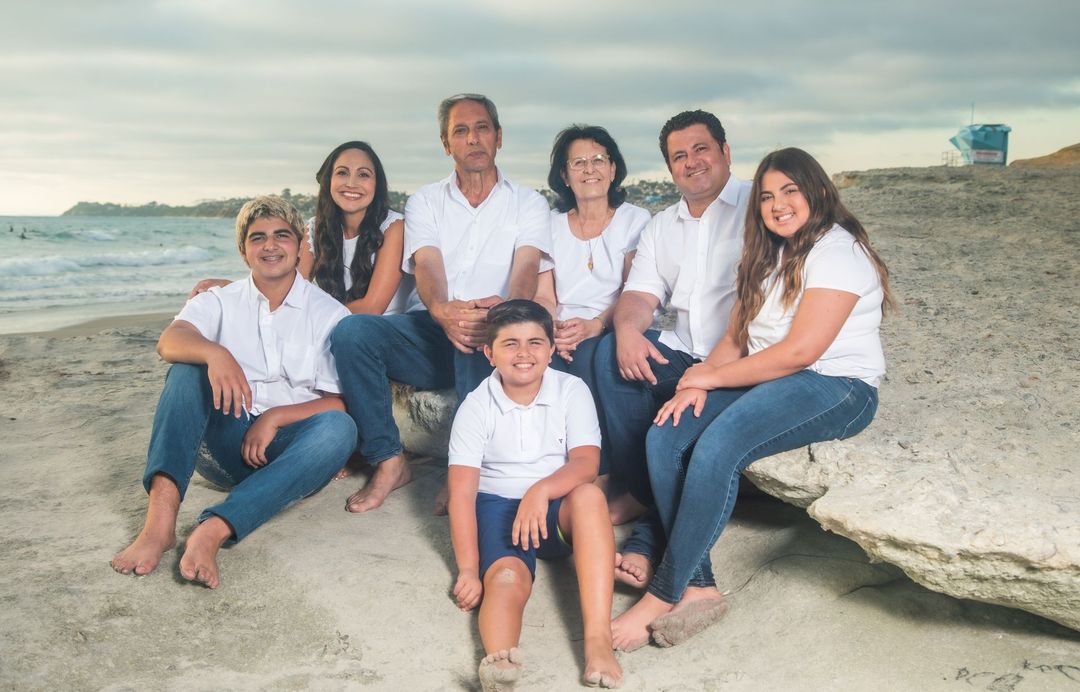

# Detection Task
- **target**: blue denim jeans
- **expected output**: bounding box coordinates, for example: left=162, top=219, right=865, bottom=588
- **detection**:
left=593, top=330, right=697, bottom=503
left=330, top=310, right=491, bottom=463
left=625, top=370, right=878, bottom=604
left=549, top=333, right=608, bottom=473
left=143, top=364, right=356, bottom=543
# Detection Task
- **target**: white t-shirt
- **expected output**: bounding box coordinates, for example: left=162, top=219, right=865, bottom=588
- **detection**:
left=402, top=169, right=553, bottom=312
left=623, top=175, right=752, bottom=358
left=747, top=225, right=885, bottom=387
left=550, top=203, right=651, bottom=321
left=175, top=272, right=350, bottom=415
left=448, top=368, right=601, bottom=499
left=305, top=210, right=416, bottom=315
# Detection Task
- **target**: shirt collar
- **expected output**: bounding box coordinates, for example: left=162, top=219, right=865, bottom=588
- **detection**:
left=676, top=174, right=744, bottom=221
left=487, top=367, right=558, bottom=414
left=244, top=270, right=307, bottom=309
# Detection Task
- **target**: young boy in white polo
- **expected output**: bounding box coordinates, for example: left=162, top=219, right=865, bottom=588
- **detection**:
left=110, top=195, right=356, bottom=589
left=447, top=299, right=622, bottom=690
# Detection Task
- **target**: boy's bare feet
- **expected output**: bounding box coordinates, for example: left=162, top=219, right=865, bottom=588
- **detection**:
left=583, top=635, right=623, bottom=688
left=478, top=647, right=523, bottom=691
left=649, top=587, right=728, bottom=647
left=613, top=552, right=653, bottom=589
left=111, top=474, right=180, bottom=577
left=607, top=491, right=647, bottom=526
left=611, top=592, right=672, bottom=652
left=346, top=455, right=412, bottom=512
left=179, top=516, right=232, bottom=589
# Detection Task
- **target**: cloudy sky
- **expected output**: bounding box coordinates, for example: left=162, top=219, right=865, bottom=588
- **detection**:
left=2, top=0, right=1077, bottom=215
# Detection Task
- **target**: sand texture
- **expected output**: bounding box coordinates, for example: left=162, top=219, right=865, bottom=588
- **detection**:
left=2, top=165, right=1080, bottom=689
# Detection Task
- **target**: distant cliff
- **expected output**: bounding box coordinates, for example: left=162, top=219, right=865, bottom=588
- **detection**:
left=63, top=182, right=679, bottom=217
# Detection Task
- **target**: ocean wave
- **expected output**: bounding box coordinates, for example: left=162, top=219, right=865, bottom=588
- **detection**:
left=53, top=228, right=119, bottom=242
left=0, top=246, right=213, bottom=276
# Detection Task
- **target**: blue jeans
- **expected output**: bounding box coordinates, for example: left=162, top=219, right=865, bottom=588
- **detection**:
left=549, top=333, right=608, bottom=474
left=330, top=310, right=492, bottom=463
left=627, top=370, right=878, bottom=603
left=143, top=364, right=356, bottom=543
left=593, top=330, right=697, bottom=503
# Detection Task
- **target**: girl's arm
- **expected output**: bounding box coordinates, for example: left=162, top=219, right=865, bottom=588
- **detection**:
left=448, top=464, right=483, bottom=611
left=342, top=219, right=405, bottom=315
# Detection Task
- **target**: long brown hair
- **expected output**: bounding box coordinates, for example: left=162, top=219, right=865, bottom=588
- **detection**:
left=732, top=147, right=894, bottom=344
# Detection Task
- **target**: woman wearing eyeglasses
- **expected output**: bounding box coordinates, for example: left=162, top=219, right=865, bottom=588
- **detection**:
left=535, top=125, right=651, bottom=485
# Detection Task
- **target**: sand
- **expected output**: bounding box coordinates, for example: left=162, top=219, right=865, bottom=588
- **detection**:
left=3, top=165, right=1080, bottom=690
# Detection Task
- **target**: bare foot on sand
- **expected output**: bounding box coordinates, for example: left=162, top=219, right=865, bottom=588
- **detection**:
left=346, top=455, right=412, bottom=513
left=111, top=473, right=179, bottom=577
left=432, top=481, right=449, bottom=516
left=607, top=491, right=647, bottom=526
left=611, top=592, right=672, bottom=652
left=179, top=516, right=232, bottom=589
left=478, top=647, right=523, bottom=691
left=614, top=552, right=653, bottom=589
left=583, top=635, right=623, bottom=688
left=333, top=452, right=368, bottom=480
left=649, top=587, right=729, bottom=647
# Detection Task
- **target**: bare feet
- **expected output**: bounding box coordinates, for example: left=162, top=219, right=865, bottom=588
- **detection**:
left=432, top=481, right=449, bottom=516
left=345, top=455, right=412, bottom=513
left=611, top=592, right=672, bottom=652
left=111, top=473, right=180, bottom=577
left=333, top=452, right=368, bottom=480
left=583, top=635, right=623, bottom=688
left=649, top=587, right=729, bottom=647
left=179, top=516, right=232, bottom=589
left=478, top=647, right=523, bottom=692
left=607, top=491, right=647, bottom=526
left=613, top=552, right=653, bottom=589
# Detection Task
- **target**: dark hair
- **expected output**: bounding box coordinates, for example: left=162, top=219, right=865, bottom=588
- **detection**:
left=732, top=147, right=894, bottom=344
left=546, top=124, right=629, bottom=213
left=438, top=93, right=500, bottom=142
left=485, top=299, right=554, bottom=346
left=311, top=141, right=391, bottom=303
left=658, top=110, right=727, bottom=167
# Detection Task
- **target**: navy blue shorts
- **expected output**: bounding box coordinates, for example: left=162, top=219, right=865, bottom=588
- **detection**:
left=476, top=491, right=572, bottom=579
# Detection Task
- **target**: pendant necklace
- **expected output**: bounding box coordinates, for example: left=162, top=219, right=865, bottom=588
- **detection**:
left=574, top=209, right=613, bottom=272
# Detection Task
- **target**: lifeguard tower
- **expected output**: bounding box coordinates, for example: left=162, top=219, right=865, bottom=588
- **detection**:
left=949, top=124, right=1011, bottom=165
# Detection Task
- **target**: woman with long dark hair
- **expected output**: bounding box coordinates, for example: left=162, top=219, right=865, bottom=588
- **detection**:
left=611, top=147, right=893, bottom=651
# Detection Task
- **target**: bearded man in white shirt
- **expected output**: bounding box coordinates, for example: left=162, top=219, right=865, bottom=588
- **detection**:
left=110, top=196, right=355, bottom=589
left=595, top=111, right=752, bottom=535
left=331, top=93, right=552, bottom=514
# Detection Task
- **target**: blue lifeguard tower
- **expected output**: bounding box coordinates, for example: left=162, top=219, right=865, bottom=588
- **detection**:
left=950, top=124, right=1011, bottom=165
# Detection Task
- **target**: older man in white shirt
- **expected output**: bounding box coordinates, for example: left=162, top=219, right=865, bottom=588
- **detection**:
left=110, top=196, right=355, bottom=589
left=331, top=93, right=551, bottom=514
left=595, top=111, right=752, bottom=529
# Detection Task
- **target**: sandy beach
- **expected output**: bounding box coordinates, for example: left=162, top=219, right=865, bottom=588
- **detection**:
left=2, top=164, right=1080, bottom=690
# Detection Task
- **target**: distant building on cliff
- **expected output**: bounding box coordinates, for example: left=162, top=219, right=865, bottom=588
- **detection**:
left=950, top=124, right=1012, bottom=165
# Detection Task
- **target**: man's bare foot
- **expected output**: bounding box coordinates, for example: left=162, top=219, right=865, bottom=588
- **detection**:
left=583, top=635, right=623, bottom=688
left=345, top=455, right=412, bottom=513
left=607, top=491, right=647, bottom=526
left=614, top=552, right=653, bottom=589
left=611, top=592, right=672, bottom=652
left=333, top=452, right=368, bottom=481
left=649, top=587, right=728, bottom=647
left=111, top=531, right=176, bottom=576
left=179, top=516, right=232, bottom=589
left=432, top=482, right=449, bottom=516
left=478, top=647, right=523, bottom=691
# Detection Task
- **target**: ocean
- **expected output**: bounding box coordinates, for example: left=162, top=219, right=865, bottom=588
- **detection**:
left=0, top=215, right=246, bottom=334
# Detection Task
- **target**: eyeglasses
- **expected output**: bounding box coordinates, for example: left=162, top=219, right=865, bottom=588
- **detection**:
left=567, top=154, right=611, bottom=171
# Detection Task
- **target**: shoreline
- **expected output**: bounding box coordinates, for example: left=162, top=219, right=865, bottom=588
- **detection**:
left=8, top=311, right=174, bottom=338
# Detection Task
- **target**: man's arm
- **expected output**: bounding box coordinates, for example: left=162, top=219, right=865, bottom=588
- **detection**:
left=611, top=290, right=669, bottom=385
left=157, top=320, right=251, bottom=417
left=506, top=245, right=542, bottom=300
left=413, top=246, right=489, bottom=353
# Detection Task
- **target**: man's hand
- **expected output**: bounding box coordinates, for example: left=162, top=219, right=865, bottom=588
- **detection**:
left=554, top=317, right=603, bottom=361
left=205, top=347, right=252, bottom=417
left=241, top=413, right=278, bottom=467
left=453, top=568, right=483, bottom=611
left=615, top=329, right=669, bottom=385
left=432, top=299, right=491, bottom=353
left=512, top=484, right=550, bottom=549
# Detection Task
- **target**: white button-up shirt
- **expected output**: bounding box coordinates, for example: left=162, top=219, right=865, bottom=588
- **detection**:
left=448, top=369, right=601, bottom=499
left=402, top=169, right=552, bottom=311
left=622, top=175, right=751, bottom=359
left=174, top=272, right=350, bottom=415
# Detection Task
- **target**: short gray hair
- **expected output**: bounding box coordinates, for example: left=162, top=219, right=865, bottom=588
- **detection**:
left=437, top=93, right=500, bottom=142
left=235, top=195, right=306, bottom=254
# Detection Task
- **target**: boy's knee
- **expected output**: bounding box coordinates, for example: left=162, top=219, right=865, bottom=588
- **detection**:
left=485, top=558, right=532, bottom=595
left=566, top=482, right=605, bottom=510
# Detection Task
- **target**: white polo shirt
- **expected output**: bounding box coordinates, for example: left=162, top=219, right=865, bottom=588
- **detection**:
left=305, top=210, right=416, bottom=315
left=174, top=271, right=350, bottom=415
left=623, top=175, right=751, bottom=359
left=448, top=368, right=601, bottom=499
left=550, top=203, right=651, bottom=321
left=402, top=169, right=552, bottom=311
